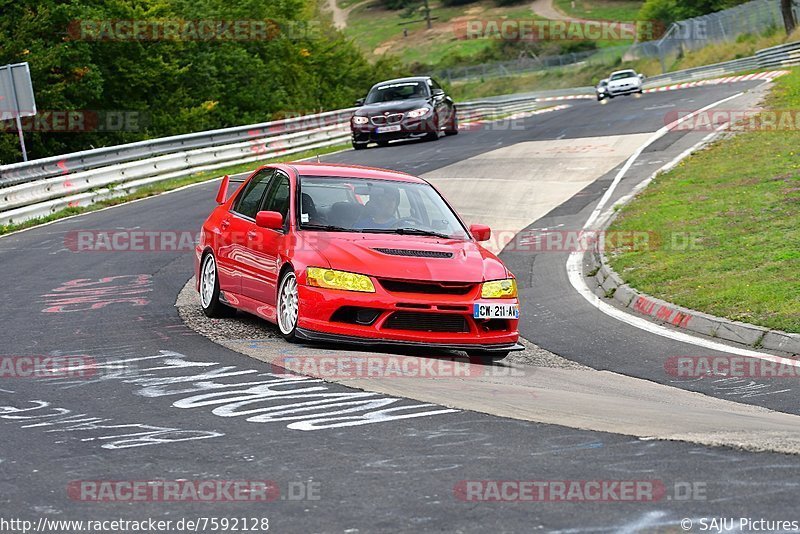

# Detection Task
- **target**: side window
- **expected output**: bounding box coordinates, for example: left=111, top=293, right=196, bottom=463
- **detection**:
left=233, top=169, right=273, bottom=219
left=260, top=173, right=291, bottom=225
left=431, top=79, right=442, bottom=92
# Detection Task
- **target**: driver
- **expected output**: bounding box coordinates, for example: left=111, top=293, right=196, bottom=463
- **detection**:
left=354, top=186, right=400, bottom=229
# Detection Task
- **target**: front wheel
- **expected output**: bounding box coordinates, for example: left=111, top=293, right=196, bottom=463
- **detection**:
left=445, top=112, right=458, bottom=135
left=353, top=141, right=367, bottom=150
left=277, top=270, right=299, bottom=341
left=199, top=253, right=234, bottom=318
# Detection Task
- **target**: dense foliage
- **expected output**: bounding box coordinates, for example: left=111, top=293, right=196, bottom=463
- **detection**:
left=0, top=0, right=400, bottom=163
left=638, top=0, right=751, bottom=26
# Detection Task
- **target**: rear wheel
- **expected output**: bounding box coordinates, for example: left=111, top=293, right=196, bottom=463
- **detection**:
left=199, top=253, right=234, bottom=318
left=277, top=270, right=299, bottom=341
left=352, top=141, right=367, bottom=150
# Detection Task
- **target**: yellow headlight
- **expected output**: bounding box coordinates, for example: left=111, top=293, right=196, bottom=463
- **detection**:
left=481, top=278, right=517, bottom=299
left=306, top=267, right=375, bottom=293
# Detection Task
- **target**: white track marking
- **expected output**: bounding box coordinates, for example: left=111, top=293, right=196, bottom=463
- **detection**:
left=566, top=88, right=800, bottom=364
left=583, top=92, right=742, bottom=229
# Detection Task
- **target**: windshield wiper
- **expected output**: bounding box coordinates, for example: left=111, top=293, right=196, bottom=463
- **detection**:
left=361, top=227, right=451, bottom=239
left=301, top=223, right=359, bottom=232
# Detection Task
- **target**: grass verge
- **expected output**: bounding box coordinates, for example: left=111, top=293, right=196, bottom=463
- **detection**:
left=606, top=67, right=800, bottom=333
left=553, top=0, right=643, bottom=22
left=0, top=143, right=350, bottom=236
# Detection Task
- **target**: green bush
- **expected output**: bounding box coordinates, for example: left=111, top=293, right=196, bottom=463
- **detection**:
left=0, top=0, right=400, bottom=163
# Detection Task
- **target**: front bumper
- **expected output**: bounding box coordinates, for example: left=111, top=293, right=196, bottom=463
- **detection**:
left=296, top=282, right=520, bottom=349
left=608, top=85, right=642, bottom=96
left=351, top=117, right=436, bottom=144
left=295, top=328, right=523, bottom=353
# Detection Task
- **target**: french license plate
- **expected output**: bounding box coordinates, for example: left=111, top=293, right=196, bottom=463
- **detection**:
left=473, top=303, right=519, bottom=319
left=376, top=125, right=401, bottom=133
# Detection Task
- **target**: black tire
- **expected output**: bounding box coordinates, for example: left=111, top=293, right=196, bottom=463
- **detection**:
left=353, top=141, right=367, bottom=150
left=199, top=253, right=235, bottom=318
left=424, top=117, right=440, bottom=141
left=276, top=270, right=299, bottom=342
left=597, top=95, right=604, bottom=101
left=445, top=112, right=458, bottom=135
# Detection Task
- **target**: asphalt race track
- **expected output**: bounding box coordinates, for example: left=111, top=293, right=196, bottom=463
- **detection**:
left=2, top=80, right=799, bottom=532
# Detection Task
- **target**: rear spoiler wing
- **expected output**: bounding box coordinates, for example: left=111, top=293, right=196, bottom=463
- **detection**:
left=216, top=173, right=249, bottom=204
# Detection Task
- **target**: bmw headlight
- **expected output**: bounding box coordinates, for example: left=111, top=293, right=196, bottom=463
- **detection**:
left=352, top=116, right=369, bottom=125
left=480, top=278, right=517, bottom=299
left=406, top=107, right=431, bottom=119
left=306, top=267, right=375, bottom=293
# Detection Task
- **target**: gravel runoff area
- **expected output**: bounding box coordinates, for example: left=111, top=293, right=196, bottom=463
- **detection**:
left=176, top=277, right=588, bottom=370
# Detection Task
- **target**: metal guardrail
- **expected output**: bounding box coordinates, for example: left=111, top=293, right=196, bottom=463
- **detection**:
left=0, top=96, right=559, bottom=226
left=638, top=40, right=800, bottom=88
left=0, top=108, right=358, bottom=188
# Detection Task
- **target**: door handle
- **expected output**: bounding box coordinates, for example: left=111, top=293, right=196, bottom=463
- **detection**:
left=221, top=219, right=230, bottom=230
left=247, top=230, right=258, bottom=240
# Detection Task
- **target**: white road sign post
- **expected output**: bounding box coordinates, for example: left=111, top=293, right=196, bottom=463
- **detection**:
left=0, top=62, right=37, bottom=162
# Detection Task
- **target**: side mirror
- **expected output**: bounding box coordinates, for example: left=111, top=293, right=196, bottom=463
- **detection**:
left=355, top=97, right=365, bottom=106
left=469, top=224, right=491, bottom=242
left=432, top=89, right=445, bottom=99
left=638, top=73, right=645, bottom=80
left=216, top=175, right=230, bottom=205
left=255, top=211, right=283, bottom=230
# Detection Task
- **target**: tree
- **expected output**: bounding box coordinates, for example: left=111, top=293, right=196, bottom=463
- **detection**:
left=781, top=0, right=796, bottom=35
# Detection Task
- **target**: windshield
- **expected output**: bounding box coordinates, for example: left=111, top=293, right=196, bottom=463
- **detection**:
left=298, top=176, right=469, bottom=239
left=365, top=81, right=429, bottom=104
left=610, top=71, right=636, bottom=80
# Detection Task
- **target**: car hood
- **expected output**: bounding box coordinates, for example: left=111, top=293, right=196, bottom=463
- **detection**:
left=355, top=98, right=430, bottom=116
left=608, top=77, right=640, bottom=87
left=304, top=232, right=508, bottom=283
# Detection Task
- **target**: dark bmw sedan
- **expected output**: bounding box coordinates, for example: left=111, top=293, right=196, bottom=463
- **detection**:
left=350, top=76, right=458, bottom=149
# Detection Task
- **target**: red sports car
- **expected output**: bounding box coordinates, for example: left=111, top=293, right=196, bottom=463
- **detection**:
left=195, top=163, right=521, bottom=359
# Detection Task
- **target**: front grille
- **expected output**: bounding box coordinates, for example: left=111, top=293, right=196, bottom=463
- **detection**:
left=373, top=248, right=453, bottom=259
left=384, top=312, right=469, bottom=333
left=370, top=113, right=404, bottom=125
left=379, top=279, right=475, bottom=295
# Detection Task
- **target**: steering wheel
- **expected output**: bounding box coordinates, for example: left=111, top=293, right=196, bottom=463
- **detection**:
left=397, top=216, right=423, bottom=227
